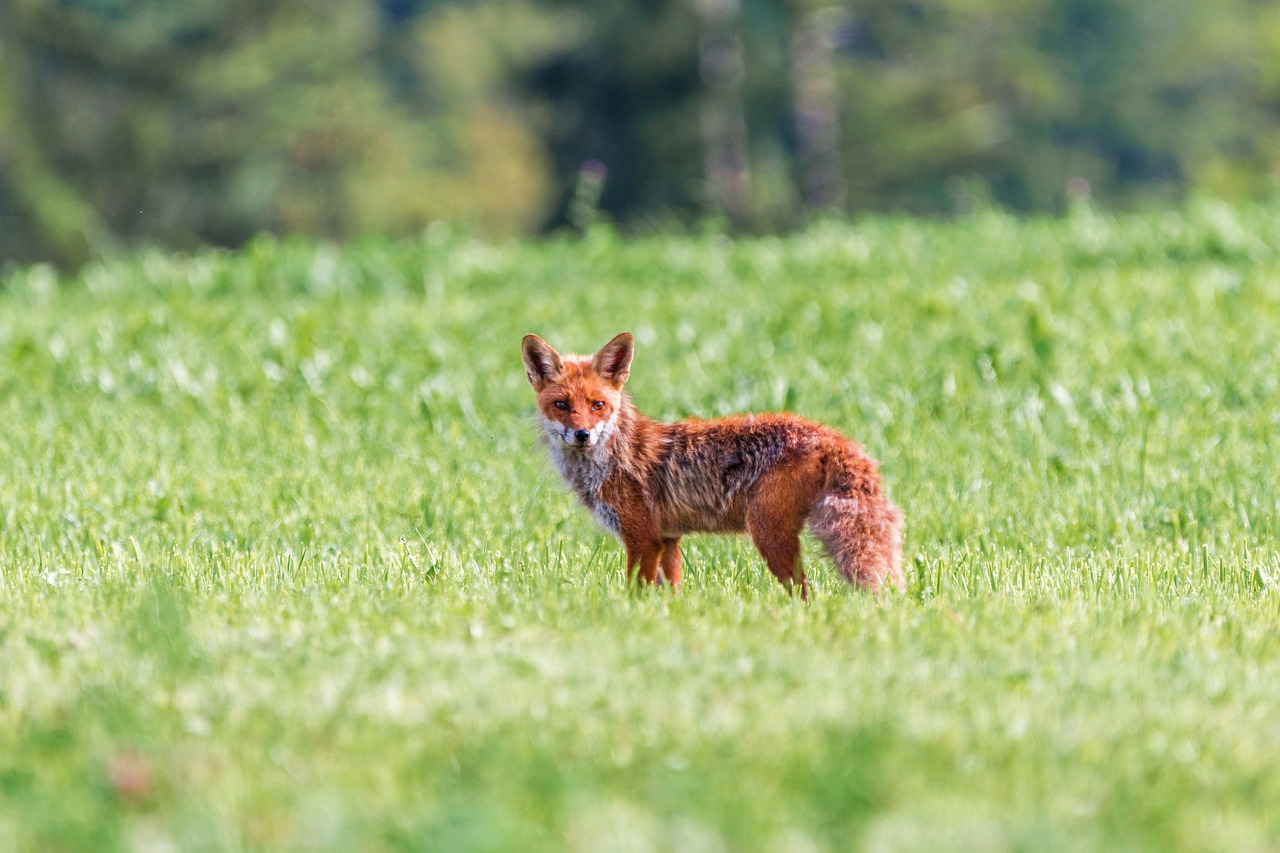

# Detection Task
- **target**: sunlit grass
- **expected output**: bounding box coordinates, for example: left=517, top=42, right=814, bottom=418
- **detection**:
left=2, top=201, right=1280, bottom=851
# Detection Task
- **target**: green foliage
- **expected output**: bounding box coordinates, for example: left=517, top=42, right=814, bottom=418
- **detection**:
left=5, top=1, right=1280, bottom=265
left=0, top=0, right=553, bottom=266
left=3, top=205, right=1280, bottom=849
left=441, top=0, right=1280, bottom=227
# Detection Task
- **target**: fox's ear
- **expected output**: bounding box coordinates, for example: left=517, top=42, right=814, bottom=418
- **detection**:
left=522, top=334, right=564, bottom=390
left=592, top=332, right=634, bottom=387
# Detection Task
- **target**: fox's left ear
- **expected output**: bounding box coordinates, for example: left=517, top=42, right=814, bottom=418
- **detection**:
left=592, top=332, right=634, bottom=387
left=523, top=334, right=564, bottom=390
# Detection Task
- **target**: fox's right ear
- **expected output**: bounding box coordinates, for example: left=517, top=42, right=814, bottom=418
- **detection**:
left=592, top=332, right=634, bottom=388
left=522, top=334, right=564, bottom=390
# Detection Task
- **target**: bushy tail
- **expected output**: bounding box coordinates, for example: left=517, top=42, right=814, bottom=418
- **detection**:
left=806, top=438, right=904, bottom=592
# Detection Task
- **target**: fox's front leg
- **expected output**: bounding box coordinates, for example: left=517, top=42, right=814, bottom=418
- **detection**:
left=621, top=530, right=664, bottom=586
left=659, top=536, right=682, bottom=587
left=603, top=478, right=664, bottom=587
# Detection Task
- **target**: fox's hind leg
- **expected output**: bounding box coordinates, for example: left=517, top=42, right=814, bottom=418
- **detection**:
left=748, top=523, right=808, bottom=601
left=746, top=464, right=822, bottom=601
left=659, top=536, right=682, bottom=588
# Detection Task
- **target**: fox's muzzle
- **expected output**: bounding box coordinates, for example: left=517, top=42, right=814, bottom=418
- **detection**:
left=549, top=418, right=613, bottom=450
left=561, top=425, right=594, bottom=448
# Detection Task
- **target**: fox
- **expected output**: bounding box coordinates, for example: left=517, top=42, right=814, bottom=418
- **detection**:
left=522, top=332, right=904, bottom=598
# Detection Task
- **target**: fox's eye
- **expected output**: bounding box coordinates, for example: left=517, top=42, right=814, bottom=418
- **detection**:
left=591, top=401, right=605, bottom=411
left=554, top=400, right=569, bottom=411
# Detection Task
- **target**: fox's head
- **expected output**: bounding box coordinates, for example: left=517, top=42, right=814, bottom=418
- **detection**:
left=522, top=332, right=633, bottom=450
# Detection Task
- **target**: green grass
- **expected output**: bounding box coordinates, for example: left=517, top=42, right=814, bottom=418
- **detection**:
left=2, top=200, right=1280, bottom=851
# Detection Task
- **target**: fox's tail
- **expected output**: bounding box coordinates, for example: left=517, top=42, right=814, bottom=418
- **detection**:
left=807, top=438, right=905, bottom=592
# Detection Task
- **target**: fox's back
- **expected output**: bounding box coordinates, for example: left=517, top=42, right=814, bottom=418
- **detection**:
left=652, top=413, right=834, bottom=535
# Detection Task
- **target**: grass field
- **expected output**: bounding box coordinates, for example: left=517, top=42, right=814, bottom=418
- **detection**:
left=2, top=201, right=1280, bottom=851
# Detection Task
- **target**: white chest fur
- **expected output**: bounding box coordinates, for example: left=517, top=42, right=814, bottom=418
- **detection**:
left=543, top=420, right=622, bottom=538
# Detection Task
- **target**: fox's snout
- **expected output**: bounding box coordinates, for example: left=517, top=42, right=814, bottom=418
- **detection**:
left=550, top=422, right=604, bottom=449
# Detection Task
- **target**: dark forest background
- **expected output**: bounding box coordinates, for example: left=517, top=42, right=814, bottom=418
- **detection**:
left=3, top=0, right=1279, bottom=267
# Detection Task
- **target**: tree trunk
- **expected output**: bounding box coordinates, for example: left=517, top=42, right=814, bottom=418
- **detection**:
left=791, top=7, right=848, bottom=213
left=696, top=0, right=752, bottom=227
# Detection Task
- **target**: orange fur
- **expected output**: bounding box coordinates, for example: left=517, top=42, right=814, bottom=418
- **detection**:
left=522, top=332, right=904, bottom=596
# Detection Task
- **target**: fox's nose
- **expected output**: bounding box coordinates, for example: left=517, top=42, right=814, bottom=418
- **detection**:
left=574, top=429, right=591, bottom=445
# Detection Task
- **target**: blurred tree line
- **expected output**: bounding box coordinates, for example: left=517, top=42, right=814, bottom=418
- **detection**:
left=2, top=0, right=1279, bottom=266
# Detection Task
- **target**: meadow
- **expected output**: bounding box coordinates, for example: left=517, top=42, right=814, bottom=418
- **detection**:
left=2, top=202, right=1279, bottom=851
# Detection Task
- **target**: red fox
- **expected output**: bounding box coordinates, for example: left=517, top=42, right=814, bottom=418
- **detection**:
left=522, top=332, right=904, bottom=597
